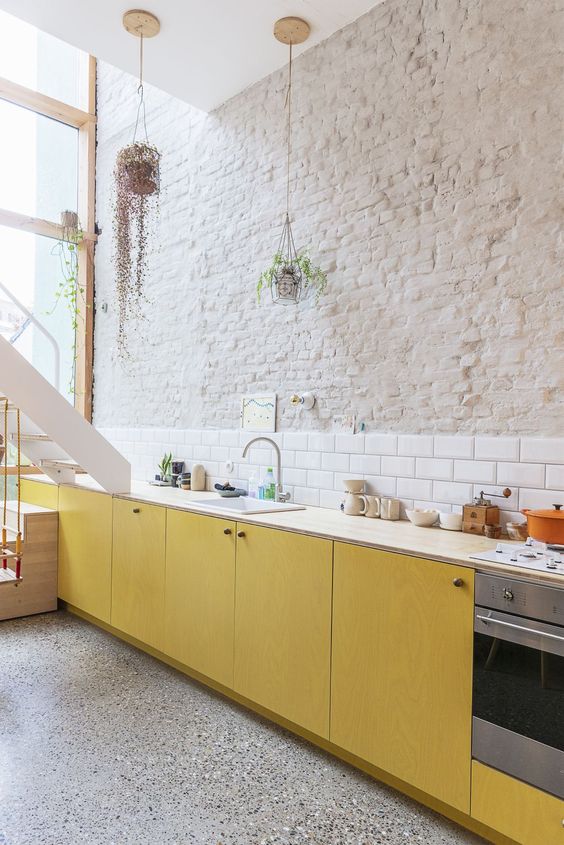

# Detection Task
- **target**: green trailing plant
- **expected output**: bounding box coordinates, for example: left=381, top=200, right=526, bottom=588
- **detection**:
left=48, top=211, right=86, bottom=395
left=257, top=250, right=327, bottom=304
left=158, top=451, right=173, bottom=481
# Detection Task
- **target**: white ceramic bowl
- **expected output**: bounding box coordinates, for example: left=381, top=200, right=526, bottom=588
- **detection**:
left=439, top=512, right=463, bottom=531
left=406, top=508, right=439, bottom=527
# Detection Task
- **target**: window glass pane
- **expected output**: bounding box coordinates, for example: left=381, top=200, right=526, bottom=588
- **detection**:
left=0, top=99, right=78, bottom=222
left=0, top=225, right=77, bottom=401
left=0, top=10, right=87, bottom=108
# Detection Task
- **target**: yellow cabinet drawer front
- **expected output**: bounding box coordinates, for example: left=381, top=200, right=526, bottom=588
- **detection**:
left=111, top=499, right=166, bottom=650
left=331, top=542, right=474, bottom=813
left=164, top=509, right=236, bottom=688
left=20, top=478, right=59, bottom=510
left=58, top=487, right=113, bottom=622
left=472, top=762, right=564, bottom=845
left=234, top=524, right=333, bottom=738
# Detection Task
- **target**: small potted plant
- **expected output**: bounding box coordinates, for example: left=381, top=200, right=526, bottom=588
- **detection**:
left=257, top=249, right=327, bottom=305
left=157, top=451, right=173, bottom=485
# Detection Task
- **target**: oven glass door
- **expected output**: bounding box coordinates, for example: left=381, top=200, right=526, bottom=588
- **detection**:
left=473, top=607, right=564, bottom=798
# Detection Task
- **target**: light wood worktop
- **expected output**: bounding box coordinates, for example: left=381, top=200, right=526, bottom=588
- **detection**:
left=23, top=475, right=564, bottom=585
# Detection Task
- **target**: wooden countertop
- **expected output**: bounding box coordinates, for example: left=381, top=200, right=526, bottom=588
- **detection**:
left=23, top=475, right=564, bottom=585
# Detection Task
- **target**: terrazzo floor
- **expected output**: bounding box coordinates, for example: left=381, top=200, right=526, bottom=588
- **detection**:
left=0, top=612, right=487, bottom=845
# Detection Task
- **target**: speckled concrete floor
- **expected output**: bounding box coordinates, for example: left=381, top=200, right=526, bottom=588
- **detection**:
left=0, top=612, right=486, bottom=845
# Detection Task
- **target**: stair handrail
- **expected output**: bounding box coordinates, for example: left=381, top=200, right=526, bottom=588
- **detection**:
left=0, top=281, right=61, bottom=392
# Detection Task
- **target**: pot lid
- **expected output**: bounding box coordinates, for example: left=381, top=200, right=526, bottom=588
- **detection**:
left=525, top=504, right=564, bottom=519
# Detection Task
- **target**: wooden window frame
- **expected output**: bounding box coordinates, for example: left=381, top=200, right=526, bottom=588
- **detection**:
left=0, top=56, right=97, bottom=421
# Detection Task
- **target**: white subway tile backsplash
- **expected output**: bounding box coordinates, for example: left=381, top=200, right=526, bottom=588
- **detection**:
left=415, top=457, right=453, bottom=480
left=521, top=438, right=564, bottom=464
left=104, top=427, right=564, bottom=527
left=397, top=477, right=433, bottom=500
left=308, top=433, right=335, bottom=453
left=381, top=456, right=415, bottom=477
left=283, top=432, right=309, bottom=451
left=546, top=465, right=564, bottom=491
left=335, top=433, right=365, bottom=454
left=497, top=462, right=545, bottom=489
left=365, top=434, right=397, bottom=455
left=307, top=470, right=334, bottom=489
left=295, top=450, right=322, bottom=470
left=453, top=460, right=496, bottom=484
left=398, top=435, right=434, bottom=457
left=322, top=452, right=350, bottom=472
left=474, top=436, right=519, bottom=462
left=349, top=454, right=381, bottom=475
left=519, top=488, right=564, bottom=511
left=434, top=435, right=474, bottom=459
left=432, top=481, right=473, bottom=504
left=364, top=475, right=397, bottom=496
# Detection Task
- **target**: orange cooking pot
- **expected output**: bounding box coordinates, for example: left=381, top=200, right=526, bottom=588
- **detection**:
left=521, top=504, right=564, bottom=544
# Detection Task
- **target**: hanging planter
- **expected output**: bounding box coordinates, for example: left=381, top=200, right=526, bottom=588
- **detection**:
left=258, top=18, right=327, bottom=307
left=113, top=10, right=161, bottom=355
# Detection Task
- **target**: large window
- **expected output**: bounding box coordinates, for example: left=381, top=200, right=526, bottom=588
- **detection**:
left=0, top=10, right=95, bottom=420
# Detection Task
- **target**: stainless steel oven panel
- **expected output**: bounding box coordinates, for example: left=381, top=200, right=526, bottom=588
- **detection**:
left=475, top=572, right=564, bottom=625
left=475, top=607, right=564, bottom=658
left=473, top=717, right=564, bottom=799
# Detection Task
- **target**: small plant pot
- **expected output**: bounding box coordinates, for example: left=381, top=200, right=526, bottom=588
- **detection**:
left=273, top=268, right=302, bottom=304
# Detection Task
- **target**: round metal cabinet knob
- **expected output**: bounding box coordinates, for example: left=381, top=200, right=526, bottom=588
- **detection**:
left=223, top=528, right=232, bottom=535
left=132, top=508, right=140, bottom=513
left=237, top=530, right=245, bottom=538
left=452, top=578, right=464, bottom=587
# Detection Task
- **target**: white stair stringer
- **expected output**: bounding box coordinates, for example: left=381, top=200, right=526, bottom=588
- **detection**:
left=0, top=336, right=131, bottom=493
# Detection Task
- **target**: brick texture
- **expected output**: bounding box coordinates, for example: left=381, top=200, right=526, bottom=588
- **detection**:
left=93, top=0, right=564, bottom=436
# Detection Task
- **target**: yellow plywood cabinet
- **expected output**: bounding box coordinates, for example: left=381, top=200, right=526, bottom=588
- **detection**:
left=472, top=762, right=564, bottom=845
left=111, top=498, right=166, bottom=650
left=164, top=509, right=236, bottom=687
left=20, top=478, right=59, bottom=510
left=331, top=542, right=474, bottom=813
left=234, top=524, right=332, bottom=738
left=58, top=486, right=113, bottom=622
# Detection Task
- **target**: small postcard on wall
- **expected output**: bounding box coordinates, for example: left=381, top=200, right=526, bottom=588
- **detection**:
left=332, top=413, right=356, bottom=434
left=241, top=394, right=277, bottom=432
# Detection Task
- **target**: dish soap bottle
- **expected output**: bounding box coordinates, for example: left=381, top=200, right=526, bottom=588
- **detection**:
left=248, top=473, right=258, bottom=499
left=264, top=467, right=276, bottom=501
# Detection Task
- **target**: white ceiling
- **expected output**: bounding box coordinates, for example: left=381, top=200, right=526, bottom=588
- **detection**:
left=0, top=0, right=381, bottom=111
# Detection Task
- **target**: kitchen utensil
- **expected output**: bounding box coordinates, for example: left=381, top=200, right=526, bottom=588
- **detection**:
left=364, top=495, right=381, bottom=518
left=463, top=488, right=512, bottom=535
left=406, top=508, right=439, bottom=527
left=380, top=497, right=400, bottom=520
left=439, top=512, right=463, bottom=531
left=521, top=504, right=564, bottom=544
left=343, top=479, right=364, bottom=493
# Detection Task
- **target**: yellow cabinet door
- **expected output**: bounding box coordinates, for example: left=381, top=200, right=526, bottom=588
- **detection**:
left=331, top=543, right=474, bottom=813
left=234, top=524, right=332, bottom=738
left=471, top=762, right=564, bottom=845
left=164, top=509, right=236, bottom=687
left=58, top=486, right=113, bottom=622
left=20, top=478, right=59, bottom=510
left=111, top=498, right=166, bottom=650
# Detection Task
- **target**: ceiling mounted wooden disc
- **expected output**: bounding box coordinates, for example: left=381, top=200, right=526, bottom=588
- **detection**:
left=123, top=9, right=161, bottom=38
left=273, top=17, right=310, bottom=45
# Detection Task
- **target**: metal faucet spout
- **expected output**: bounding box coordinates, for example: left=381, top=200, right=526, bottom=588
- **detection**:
left=242, top=436, right=291, bottom=502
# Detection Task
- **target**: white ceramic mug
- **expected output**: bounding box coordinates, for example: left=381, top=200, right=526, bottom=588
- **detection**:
left=364, top=495, right=381, bottom=518
left=380, top=497, right=400, bottom=520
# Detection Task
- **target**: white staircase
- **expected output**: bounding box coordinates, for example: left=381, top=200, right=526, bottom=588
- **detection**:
left=0, top=336, right=130, bottom=493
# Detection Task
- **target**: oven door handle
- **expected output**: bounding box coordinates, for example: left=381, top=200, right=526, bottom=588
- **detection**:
left=476, top=613, right=564, bottom=645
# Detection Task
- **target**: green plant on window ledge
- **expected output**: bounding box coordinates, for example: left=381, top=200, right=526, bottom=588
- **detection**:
left=47, top=211, right=86, bottom=395
left=257, top=249, right=328, bottom=305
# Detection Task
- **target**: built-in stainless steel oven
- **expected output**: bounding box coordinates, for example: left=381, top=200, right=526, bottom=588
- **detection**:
left=473, top=572, right=564, bottom=799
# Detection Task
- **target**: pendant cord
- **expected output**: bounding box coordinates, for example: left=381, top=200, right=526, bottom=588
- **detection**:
left=285, top=42, right=293, bottom=221
left=133, top=32, right=149, bottom=144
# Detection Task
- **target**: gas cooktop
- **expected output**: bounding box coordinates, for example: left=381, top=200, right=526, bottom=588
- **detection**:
left=470, top=540, right=564, bottom=574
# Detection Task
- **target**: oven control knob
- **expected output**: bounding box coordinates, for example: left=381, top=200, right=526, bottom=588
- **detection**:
left=502, top=587, right=514, bottom=601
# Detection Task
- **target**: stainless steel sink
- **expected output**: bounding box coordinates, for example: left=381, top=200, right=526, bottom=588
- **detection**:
left=188, top=497, right=305, bottom=516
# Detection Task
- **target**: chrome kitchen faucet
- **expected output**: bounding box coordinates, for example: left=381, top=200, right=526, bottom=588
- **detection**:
left=242, top=437, right=291, bottom=503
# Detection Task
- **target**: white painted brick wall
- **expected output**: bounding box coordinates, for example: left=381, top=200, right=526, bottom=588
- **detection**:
left=92, top=0, right=564, bottom=437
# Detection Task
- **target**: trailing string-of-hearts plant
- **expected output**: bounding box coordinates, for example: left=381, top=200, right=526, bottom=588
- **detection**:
left=113, top=12, right=161, bottom=356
